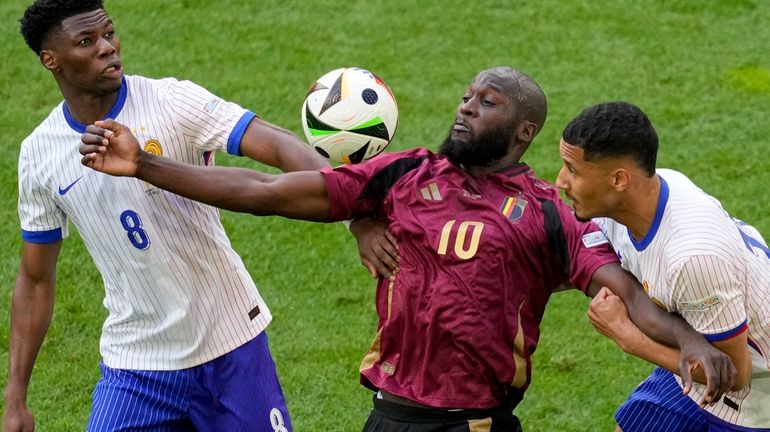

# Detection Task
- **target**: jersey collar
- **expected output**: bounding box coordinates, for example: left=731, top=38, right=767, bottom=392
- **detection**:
left=628, top=175, right=669, bottom=251
left=63, top=76, right=128, bottom=133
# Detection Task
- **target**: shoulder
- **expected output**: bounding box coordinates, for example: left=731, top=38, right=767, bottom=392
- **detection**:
left=22, top=102, right=67, bottom=151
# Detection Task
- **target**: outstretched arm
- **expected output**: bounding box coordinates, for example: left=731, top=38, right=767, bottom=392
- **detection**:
left=80, top=120, right=330, bottom=221
left=3, top=241, right=61, bottom=432
left=587, top=264, right=736, bottom=405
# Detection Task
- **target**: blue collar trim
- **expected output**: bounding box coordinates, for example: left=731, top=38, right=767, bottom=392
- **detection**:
left=628, top=175, right=668, bottom=251
left=63, top=76, right=128, bottom=133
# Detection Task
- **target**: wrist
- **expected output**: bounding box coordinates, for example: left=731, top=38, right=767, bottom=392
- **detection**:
left=135, top=151, right=153, bottom=179
left=3, top=386, right=27, bottom=406
left=617, top=328, right=647, bottom=355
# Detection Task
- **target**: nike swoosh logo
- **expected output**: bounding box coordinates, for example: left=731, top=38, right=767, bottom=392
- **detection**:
left=58, top=176, right=83, bottom=196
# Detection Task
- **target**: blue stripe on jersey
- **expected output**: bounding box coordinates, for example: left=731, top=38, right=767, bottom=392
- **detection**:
left=226, top=111, right=256, bottom=156
left=616, top=367, right=707, bottom=432
left=702, top=409, right=770, bottom=431
left=63, top=77, right=128, bottom=133
left=629, top=176, right=669, bottom=251
left=704, top=320, right=748, bottom=342
left=22, top=228, right=62, bottom=243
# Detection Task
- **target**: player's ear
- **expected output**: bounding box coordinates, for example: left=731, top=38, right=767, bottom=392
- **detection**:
left=516, top=120, right=538, bottom=143
left=612, top=168, right=631, bottom=191
left=40, top=50, right=60, bottom=73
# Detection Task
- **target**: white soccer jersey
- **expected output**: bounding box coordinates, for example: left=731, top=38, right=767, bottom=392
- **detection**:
left=18, top=75, right=271, bottom=370
left=595, top=169, right=770, bottom=428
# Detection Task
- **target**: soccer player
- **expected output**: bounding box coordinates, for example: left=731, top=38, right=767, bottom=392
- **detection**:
left=79, top=67, right=736, bottom=431
left=4, top=1, right=393, bottom=431
left=556, top=101, right=770, bottom=431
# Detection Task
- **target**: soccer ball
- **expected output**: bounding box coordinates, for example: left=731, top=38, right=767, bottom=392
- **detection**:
left=302, top=67, right=398, bottom=164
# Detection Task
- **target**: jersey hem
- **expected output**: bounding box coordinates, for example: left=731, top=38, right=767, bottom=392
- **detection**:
left=226, top=111, right=256, bottom=156
left=21, top=228, right=63, bottom=243
left=704, top=320, right=748, bottom=342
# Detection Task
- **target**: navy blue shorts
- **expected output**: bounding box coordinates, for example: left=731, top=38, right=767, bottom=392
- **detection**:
left=616, top=367, right=707, bottom=432
left=87, top=332, right=291, bottom=432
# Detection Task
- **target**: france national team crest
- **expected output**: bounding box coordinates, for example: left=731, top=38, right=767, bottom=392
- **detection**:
left=144, top=139, right=163, bottom=156
left=500, top=196, right=528, bottom=222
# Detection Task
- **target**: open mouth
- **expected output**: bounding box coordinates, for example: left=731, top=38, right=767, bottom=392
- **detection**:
left=103, top=61, right=123, bottom=76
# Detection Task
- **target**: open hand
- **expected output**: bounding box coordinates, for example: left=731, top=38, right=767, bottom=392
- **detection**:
left=79, top=119, right=142, bottom=176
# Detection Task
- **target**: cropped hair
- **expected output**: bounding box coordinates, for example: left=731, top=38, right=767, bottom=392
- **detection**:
left=20, top=0, right=104, bottom=54
left=562, top=101, right=658, bottom=175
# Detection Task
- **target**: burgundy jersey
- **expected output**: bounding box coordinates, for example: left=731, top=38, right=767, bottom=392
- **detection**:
left=321, top=148, right=618, bottom=409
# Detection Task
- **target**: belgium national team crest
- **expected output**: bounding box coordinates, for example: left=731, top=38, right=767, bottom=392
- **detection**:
left=500, top=195, right=528, bottom=222
left=144, top=139, right=162, bottom=156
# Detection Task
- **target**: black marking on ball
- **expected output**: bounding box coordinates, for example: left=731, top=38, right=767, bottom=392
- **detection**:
left=362, top=88, right=378, bottom=105
left=314, top=146, right=330, bottom=158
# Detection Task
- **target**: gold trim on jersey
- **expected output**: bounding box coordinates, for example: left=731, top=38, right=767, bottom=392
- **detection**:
left=511, top=302, right=528, bottom=389
left=360, top=329, right=382, bottom=372
left=468, top=417, right=492, bottom=432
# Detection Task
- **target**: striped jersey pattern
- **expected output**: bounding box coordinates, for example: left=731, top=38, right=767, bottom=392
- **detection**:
left=18, top=75, right=270, bottom=370
left=595, top=168, right=770, bottom=428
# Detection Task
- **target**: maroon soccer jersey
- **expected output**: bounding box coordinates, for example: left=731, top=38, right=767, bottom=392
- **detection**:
left=321, top=148, right=618, bottom=409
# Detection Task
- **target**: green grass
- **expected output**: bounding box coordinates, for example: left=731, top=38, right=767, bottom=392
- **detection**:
left=1, top=0, right=769, bottom=430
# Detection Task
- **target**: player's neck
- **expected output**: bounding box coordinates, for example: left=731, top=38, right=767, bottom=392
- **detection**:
left=617, top=174, right=661, bottom=241
left=60, top=85, right=120, bottom=126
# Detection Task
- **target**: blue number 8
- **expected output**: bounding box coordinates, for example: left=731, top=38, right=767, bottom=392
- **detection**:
left=120, top=210, right=150, bottom=250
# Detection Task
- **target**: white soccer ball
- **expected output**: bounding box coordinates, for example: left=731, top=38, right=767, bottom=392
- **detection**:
left=302, top=67, right=398, bottom=164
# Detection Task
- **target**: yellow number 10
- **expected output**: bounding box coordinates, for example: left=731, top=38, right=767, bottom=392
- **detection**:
left=437, top=220, right=485, bottom=260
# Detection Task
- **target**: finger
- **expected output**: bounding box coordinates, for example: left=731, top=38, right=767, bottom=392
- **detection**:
left=360, top=257, right=378, bottom=279
left=680, top=361, right=694, bottom=396
left=94, top=119, right=123, bottom=134
left=700, top=360, right=718, bottom=404
left=79, top=143, right=107, bottom=156
left=375, top=247, right=398, bottom=271
left=85, top=124, right=107, bottom=135
left=596, top=286, right=610, bottom=300
left=80, top=132, right=109, bottom=146
left=384, top=231, right=399, bottom=252
left=377, top=238, right=399, bottom=263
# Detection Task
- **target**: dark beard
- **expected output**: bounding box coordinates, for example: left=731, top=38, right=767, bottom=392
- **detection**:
left=438, top=122, right=515, bottom=169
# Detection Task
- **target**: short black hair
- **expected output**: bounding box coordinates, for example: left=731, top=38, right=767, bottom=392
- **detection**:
left=20, top=0, right=105, bottom=54
left=562, top=101, right=658, bottom=176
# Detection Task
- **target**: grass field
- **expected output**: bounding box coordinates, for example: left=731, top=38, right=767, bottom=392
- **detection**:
left=1, top=0, right=769, bottom=430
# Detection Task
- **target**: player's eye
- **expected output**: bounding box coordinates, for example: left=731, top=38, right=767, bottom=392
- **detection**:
left=462, top=96, right=470, bottom=103
left=78, top=38, right=92, bottom=47
left=481, top=99, right=494, bottom=107
left=105, top=31, right=115, bottom=39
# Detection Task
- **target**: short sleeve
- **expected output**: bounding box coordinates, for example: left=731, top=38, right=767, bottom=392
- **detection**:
left=553, top=200, right=619, bottom=292
left=18, top=144, right=68, bottom=243
left=321, top=149, right=428, bottom=222
left=671, top=255, right=748, bottom=341
left=166, top=79, right=255, bottom=156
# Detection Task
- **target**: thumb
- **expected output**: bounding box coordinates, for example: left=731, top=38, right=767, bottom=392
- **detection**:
left=595, top=286, right=610, bottom=301
left=361, top=257, right=377, bottom=278
left=94, top=118, right=124, bottom=135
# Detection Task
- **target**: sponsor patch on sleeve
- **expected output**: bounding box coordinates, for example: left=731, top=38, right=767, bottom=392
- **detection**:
left=204, top=98, right=221, bottom=115
left=678, top=294, right=722, bottom=312
left=582, top=231, right=609, bottom=248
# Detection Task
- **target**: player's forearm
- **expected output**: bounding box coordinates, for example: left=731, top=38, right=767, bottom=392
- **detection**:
left=136, top=151, right=280, bottom=215
left=4, top=276, right=55, bottom=401
left=135, top=152, right=330, bottom=220
left=622, top=330, right=712, bottom=386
